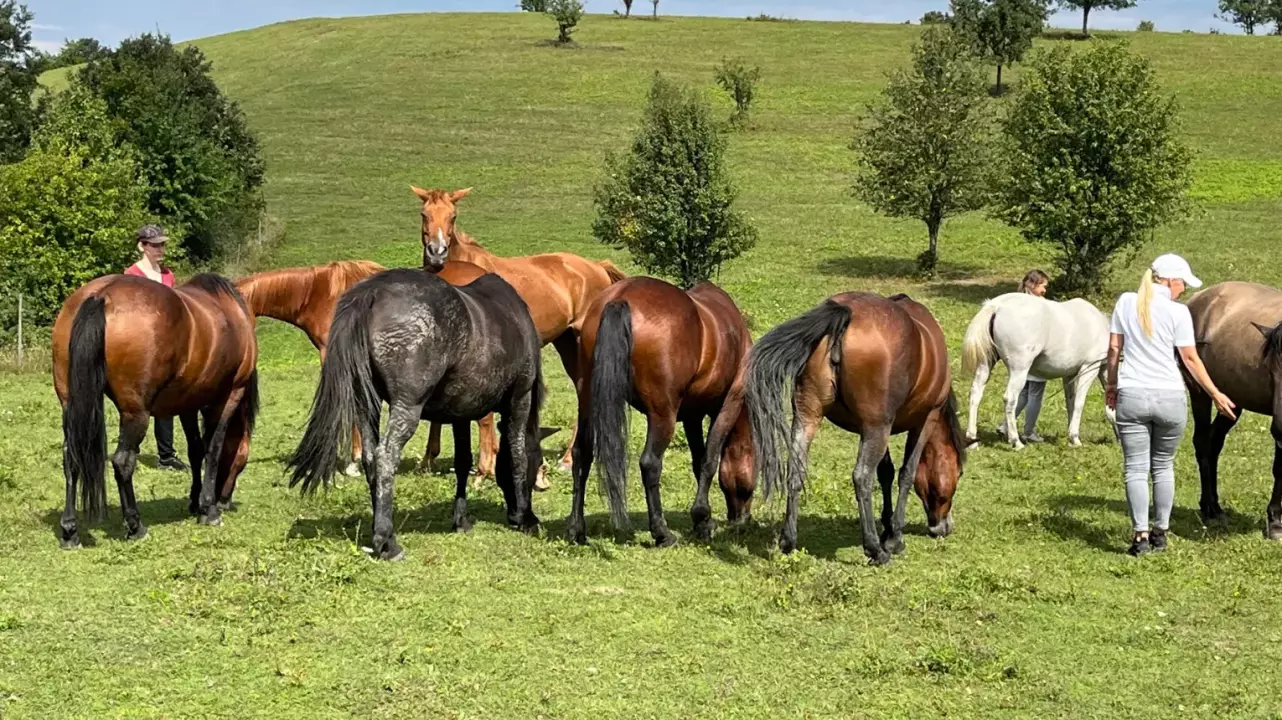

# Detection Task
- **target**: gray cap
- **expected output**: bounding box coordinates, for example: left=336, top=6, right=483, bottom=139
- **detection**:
left=136, top=224, right=167, bottom=242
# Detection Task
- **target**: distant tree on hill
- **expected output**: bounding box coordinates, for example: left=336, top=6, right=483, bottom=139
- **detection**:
left=621, top=0, right=633, bottom=17
left=713, top=57, right=762, bottom=128
left=1217, top=0, right=1268, bottom=34
left=520, top=0, right=550, bottom=11
left=0, top=0, right=40, bottom=163
left=951, top=0, right=1050, bottom=92
left=651, top=0, right=660, bottom=19
left=42, top=37, right=110, bottom=69
left=995, top=42, right=1192, bottom=294
left=594, top=74, right=757, bottom=288
left=852, top=26, right=992, bottom=275
left=546, top=0, right=583, bottom=43
left=922, top=10, right=951, bottom=23
left=1056, top=0, right=1137, bottom=37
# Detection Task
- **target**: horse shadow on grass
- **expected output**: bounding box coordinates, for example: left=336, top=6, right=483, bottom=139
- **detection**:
left=1042, top=493, right=1259, bottom=554
left=40, top=495, right=200, bottom=546
left=816, top=255, right=980, bottom=281
left=287, top=495, right=515, bottom=543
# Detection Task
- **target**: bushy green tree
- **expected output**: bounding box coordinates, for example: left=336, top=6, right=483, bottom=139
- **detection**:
left=0, top=0, right=39, bottom=162
left=547, top=0, right=583, bottom=43
left=593, top=74, right=757, bottom=288
left=995, top=43, right=1192, bottom=294
left=77, top=34, right=264, bottom=264
left=951, top=0, right=1049, bottom=92
left=1057, top=0, right=1138, bottom=37
left=713, top=57, right=762, bottom=128
left=852, top=26, right=992, bottom=275
left=1218, top=0, right=1269, bottom=34
left=520, top=0, right=549, bottom=10
left=921, top=10, right=951, bottom=23
left=38, top=37, right=110, bottom=70
left=0, top=87, right=150, bottom=325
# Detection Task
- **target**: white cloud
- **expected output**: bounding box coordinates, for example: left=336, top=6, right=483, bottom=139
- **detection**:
left=31, top=23, right=64, bottom=31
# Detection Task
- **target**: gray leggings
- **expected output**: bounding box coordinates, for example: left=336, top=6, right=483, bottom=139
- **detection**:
left=1116, top=389, right=1188, bottom=533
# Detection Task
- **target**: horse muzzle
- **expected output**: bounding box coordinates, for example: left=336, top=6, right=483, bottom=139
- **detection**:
left=423, top=242, right=448, bottom=271
left=927, top=512, right=954, bottom=538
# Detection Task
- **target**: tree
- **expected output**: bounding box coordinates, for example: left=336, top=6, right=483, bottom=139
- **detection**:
left=651, top=0, right=660, bottom=18
left=520, top=0, right=549, bottom=11
left=621, top=0, right=633, bottom=17
left=41, top=37, right=110, bottom=69
left=921, top=10, right=951, bottom=23
left=852, top=26, right=992, bottom=275
left=0, top=0, right=39, bottom=163
left=1218, top=0, right=1268, bottom=33
left=951, top=0, right=1050, bottom=92
left=713, top=57, right=762, bottom=128
left=1057, top=0, right=1137, bottom=37
left=1268, top=0, right=1282, bottom=33
left=77, top=34, right=265, bottom=264
left=995, top=43, right=1192, bottom=294
left=593, top=74, right=757, bottom=288
left=0, top=87, right=150, bottom=325
left=547, top=0, right=583, bottom=43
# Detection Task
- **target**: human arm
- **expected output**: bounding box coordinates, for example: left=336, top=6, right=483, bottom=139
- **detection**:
left=1105, top=333, right=1122, bottom=410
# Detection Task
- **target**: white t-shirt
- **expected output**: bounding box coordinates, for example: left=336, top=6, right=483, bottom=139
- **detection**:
left=1109, top=285, right=1195, bottom=392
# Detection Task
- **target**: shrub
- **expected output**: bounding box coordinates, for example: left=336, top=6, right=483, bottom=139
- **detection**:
left=0, top=0, right=40, bottom=163
left=546, top=0, right=584, bottom=43
left=1137, top=19, right=1155, bottom=31
left=995, top=42, right=1192, bottom=295
left=520, top=0, right=549, bottom=11
left=593, top=74, right=757, bottom=288
left=76, top=33, right=265, bottom=265
left=0, top=87, right=150, bottom=327
left=713, top=57, right=762, bottom=128
left=922, top=10, right=951, bottom=23
left=852, top=26, right=993, bottom=275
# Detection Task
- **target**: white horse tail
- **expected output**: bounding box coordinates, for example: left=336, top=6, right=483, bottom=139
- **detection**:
left=962, top=300, right=1000, bottom=376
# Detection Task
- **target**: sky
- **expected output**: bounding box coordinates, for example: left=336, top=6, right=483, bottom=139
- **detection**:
left=26, top=0, right=1238, bottom=53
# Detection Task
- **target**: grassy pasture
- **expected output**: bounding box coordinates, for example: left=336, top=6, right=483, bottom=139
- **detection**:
left=4, top=13, right=1282, bottom=718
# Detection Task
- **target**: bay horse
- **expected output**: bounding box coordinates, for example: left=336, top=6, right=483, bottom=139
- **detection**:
left=1185, top=281, right=1282, bottom=539
left=52, top=273, right=259, bottom=548
left=287, top=268, right=544, bottom=561
left=962, top=292, right=1116, bottom=448
left=565, top=276, right=755, bottom=547
left=236, top=260, right=507, bottom=482
left=745, top=292, right=966, bottom=565
left=413, top=186, right=627, bottom=475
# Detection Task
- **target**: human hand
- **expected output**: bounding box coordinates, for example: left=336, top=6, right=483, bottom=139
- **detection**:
left=1213, top=391, right=1237, bottom=420
left=1105, top=387, right=1118, bottom=411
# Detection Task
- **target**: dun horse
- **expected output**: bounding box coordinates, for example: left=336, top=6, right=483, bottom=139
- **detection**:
left=745, top=293, right=966, bottom=565
left=53, top=273, right=259, bottom=547
left=287, top=268, right=544, bottom=561
left=413, top=186, right=626, bottom=476
left=962, top=292, right=1115, bottom=448
left=566, top=277, right=756, bottom=546
left=1186, top=281, right=1282, bottom=539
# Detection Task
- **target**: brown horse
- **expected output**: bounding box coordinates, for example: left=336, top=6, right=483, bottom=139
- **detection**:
left=744, top=292, right=966, bottom=565
left=1186, top=281, right=1282, bottom=539
left=52, top=273, right=259, bottom=548
left=565, top=276, right=755, bottom=546
left=413, top=186, right=627, bottom=475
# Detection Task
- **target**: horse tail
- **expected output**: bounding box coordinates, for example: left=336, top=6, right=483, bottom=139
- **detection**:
left=63, top=296, right=109, bottom=521
left=286, top=288, right=380, bottom=494
left=240, top=369, right=261, bottom=439
left=962, top=300, right=999, bottom=376
left=745, top=299, right=851, bottom=501
left=591, top=300, right=634, bottom=530
left=599, top=260, right=627, bottom=284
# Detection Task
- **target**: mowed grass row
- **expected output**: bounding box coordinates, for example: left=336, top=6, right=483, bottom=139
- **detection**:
left=4, top=13, right=1282, bottom=718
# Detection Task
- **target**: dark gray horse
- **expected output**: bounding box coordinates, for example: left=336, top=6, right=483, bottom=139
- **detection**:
left=1187, top=281, right=1282, bottom=539
left=287, top=266, right=544, bottom=560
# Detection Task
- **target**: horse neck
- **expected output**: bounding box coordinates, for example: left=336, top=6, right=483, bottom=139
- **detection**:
left=236, top=268, right=314, bottom=325
left=450, top=231, right=495, bottom=268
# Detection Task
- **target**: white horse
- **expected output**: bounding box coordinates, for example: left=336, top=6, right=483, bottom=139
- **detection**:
left=961, top=292, right=1116, bottom=449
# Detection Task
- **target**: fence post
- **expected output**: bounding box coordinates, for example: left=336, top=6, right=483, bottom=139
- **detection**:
left=16, top=293, right=23, bottom=365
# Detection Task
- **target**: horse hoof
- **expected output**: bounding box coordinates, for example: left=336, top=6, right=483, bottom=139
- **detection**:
left=779, top=536, right=797, bottom=555
left=342, top=463, right=361, bottom=478
left=1068, top=436, right=1082, bottom=448
left=1200, top=507, right=1226, bottom=527
left=692, top=521, right=715, bottom=543
left=60, top=536, right=81, bottom=550
left=653, top=533, right=678, bottom=548
left=1011, top=440, right=1025, bottom=451
left=868, top=550, right=892, bottom=567
left=198, top=513, right=222, bottom=527
left=1266, top=525, right=1282, bottom=542
left=567, top=526, right=587, bottom=545
left=882, top=535, right=905, bottom=555
left=127, top=526, right=149, bottom=542
left=454, top=518, right=473, bottom=534
left=534, top=472, right=551, bottom=492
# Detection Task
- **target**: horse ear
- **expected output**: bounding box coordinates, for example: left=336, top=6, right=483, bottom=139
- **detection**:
left=1253, top=322, right=1274, bottom=337
left=450, top=187, right=472, bottom=203
left=410, top=185, right=432, bottom=203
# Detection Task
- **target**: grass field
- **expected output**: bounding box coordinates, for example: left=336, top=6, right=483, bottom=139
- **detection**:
left=5, top=12, right=1282, bottom=718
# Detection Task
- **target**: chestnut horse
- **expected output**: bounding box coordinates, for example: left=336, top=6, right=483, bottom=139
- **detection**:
left=53, top=273, right=259, bottom=548
left=413, top=186, right=627, bottom=475
left=566, top=276, right=755, bottom=547
left=744, top=292, right=966, bottom=565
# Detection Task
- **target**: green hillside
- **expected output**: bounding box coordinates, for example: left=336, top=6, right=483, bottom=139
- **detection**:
left=4, top=13, right=1282, bottom=718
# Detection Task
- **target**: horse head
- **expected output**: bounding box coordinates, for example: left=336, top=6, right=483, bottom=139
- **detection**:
left=916, top=390, right=967, bottom=538
left=411, top=185, right=471, bottom=271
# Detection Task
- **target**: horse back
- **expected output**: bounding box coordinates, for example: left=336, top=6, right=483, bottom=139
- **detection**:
left=486, top=251, right=619, bottom=340
left=1188, top=282, right=1282, bottom=414
left=686, top=282, right=752, bottom=404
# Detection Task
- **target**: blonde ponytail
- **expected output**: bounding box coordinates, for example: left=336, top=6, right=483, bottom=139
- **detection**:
left=1137, top=268, right=1155, bottom=337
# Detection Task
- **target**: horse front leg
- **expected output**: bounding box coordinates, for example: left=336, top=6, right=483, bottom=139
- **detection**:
left=452, top=422, right=473, bottom=532
left=417, top=422, right=442, bottom=473
left=1191, top=388, right=1236, bottom=525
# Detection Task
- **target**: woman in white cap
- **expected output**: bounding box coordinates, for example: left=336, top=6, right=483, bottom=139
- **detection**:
left=1105, top=253, right=1235, bottom=555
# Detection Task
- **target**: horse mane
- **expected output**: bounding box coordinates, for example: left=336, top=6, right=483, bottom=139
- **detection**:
left=1260, top=322, right=1282, bottom=366
left=185, top=273, right=249, bottom=314
left=323, top=260, right=385, bottom=297
left=940, top=389, right=968, bottom=473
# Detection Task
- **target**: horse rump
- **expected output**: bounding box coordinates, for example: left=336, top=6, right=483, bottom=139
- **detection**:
left=961, top=300, right=999, bottom=376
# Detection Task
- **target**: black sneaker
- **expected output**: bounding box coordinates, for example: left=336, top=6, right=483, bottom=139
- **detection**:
left=1127, top=534, right=1150, bottom=557
left=158, top=456, right=189, bottom=472
left=1150, top=529, right=1168, bottom=553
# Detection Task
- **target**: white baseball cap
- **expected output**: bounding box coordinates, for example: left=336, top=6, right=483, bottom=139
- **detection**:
left=1151, top=253, right=1202, bottom=289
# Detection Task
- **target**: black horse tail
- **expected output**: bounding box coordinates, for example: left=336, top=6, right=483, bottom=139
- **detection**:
left=745, top=299, right=851, bottom=501
left=591, top=300, right=634, bottom=530
left=63, top=296, right=109, bottom=522
left=287, top=288, right=380, bottom=494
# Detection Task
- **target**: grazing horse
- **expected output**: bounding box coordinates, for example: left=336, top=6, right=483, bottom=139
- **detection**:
left=962, top=292, right=1115, bottom=449
left=745, top=293, right=966, bottom=565
left=52, top=273, right=259, bottom=547
left=287, top=268, right=544, bottom=561
left=1185, top=282, right=1282, bottom=539
left=413, top=186, right=626, bottom=476
left=566, top=277, right=755, bottom=546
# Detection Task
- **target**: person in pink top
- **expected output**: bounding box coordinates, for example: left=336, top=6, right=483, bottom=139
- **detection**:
left=124, top=224, right=186, bottom=471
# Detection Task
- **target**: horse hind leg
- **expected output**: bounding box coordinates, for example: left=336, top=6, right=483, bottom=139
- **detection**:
left=1066, top=370, right=1094, bottom=447
left=1268, top=413, right=1282, bottom=541
left=196, top=390, right=246, bottom=527
left=112, top=412, right=151, bottom=540
left=452, top=422, right=473, bottom=532
left=852, top=426, right=893, bottom=565
left=639, top=411, right=678, bottom=547
left=965, top=358, right=991, bottom=444
left=418, top=422, right=443, bottom=474
left=370, top=400, right=424, bottom=561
